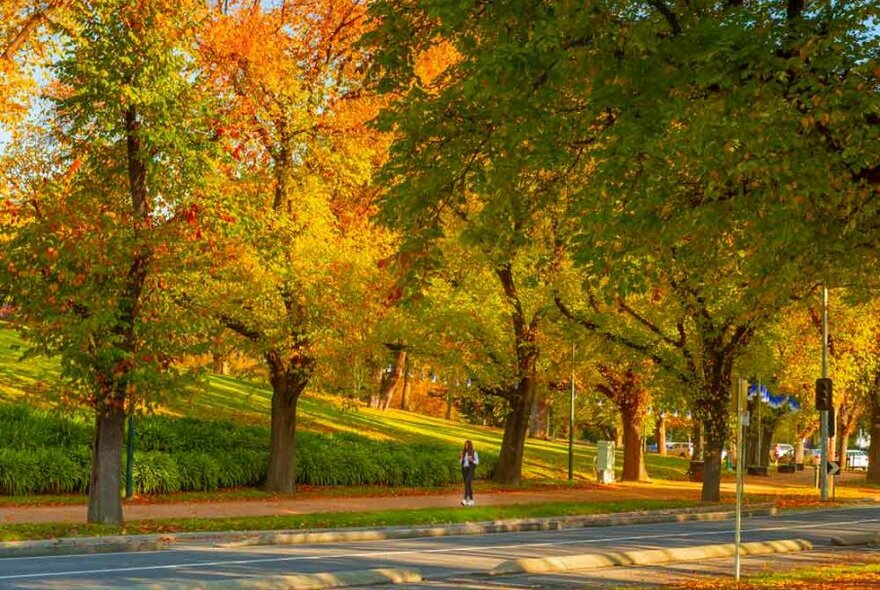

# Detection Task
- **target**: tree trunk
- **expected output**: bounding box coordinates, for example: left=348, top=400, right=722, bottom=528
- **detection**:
left=529, top=393, right=550, bottom=439
left=85, top=102, right=150, bottom=525
left=621, top=406, right=649, bottom=481
left=692, top=422, right=704, bottom=460
left=494, top=372, right=537, bottom=485
left=400, top=366, right=411, bottom=411
left=656, top=413, right=667, bottom=456
left=493, top=263, right=541, bottom=486
left=445, top=390, right=453, bottom=420
left=614, top=421, right=624, bottom=448
left=264, top=351, right=311, bottom=493
left=212, top=352, right=229, bottom=375
left=698, top=355, right=735, bottom=503
left=86, top=401, right=126, bottom=524
left=794, top=438, right=805, bottom=465
left=867, top=375, right=880, bottom=482
left=379, top=347, right=406, bottom=410
left=702, top=444, right=723, bottom=501
left=836, top=403, right=856, bottom=468
left=369, top=366, right=383, bottom=408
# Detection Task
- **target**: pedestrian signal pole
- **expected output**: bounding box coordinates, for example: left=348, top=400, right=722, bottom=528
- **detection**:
left=734, top=378, right=748, bottom=582
left=820, top=286, right=829, bottom=501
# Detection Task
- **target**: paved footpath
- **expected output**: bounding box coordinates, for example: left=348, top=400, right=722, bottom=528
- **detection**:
left=0, top=486, right=674, bottom=525
left=1, top=469, right=876, bottom=525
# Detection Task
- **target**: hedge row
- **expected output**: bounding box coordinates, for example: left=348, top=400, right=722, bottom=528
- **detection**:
left=0, top=405, right=498, bottom=495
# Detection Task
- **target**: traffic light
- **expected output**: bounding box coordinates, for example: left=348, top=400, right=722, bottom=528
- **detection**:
left=815, top=378, right=833, bottom=411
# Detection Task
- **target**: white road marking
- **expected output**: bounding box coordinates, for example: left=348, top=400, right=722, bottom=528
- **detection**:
left=0, top=516, right=877, bottom=581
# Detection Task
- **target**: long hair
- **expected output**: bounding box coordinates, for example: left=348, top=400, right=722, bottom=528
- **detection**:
left=463, top=439, right=474, bottom=460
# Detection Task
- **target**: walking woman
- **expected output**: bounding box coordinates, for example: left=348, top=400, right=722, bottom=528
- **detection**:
left=459, top=439, right=479, bottom=506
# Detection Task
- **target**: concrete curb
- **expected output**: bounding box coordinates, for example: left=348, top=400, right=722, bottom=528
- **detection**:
left=490, top=538, right=813, bottom=575
left=120, top=568, right=422, bottom=590
left=0, top=503, right=776, bottom=558
left=217, top=504, right=778, bottom=548
left=0, top=536, right=162, bottom=558
left=830, top=532, right=880, bottom=546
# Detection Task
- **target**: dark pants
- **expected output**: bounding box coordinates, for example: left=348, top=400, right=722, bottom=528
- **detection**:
left=462, top=464, right=475, bottom=500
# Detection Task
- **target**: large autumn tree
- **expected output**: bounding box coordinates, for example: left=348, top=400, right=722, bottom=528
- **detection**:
left=0, top=0, right=217, bottom=524
left=369, top=0, right=879, bottom=500
left=197, top=0, right=393, bottom=492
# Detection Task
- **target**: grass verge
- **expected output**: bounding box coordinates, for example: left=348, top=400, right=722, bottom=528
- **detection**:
left=634, top=562, right=880, bottom=589
left=0, top=498, right=698, bottom=542
left=0, top=479, right=608, bottom=507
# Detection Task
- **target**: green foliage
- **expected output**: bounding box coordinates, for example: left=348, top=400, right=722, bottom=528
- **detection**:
left=0, top=448, right=89, bottom=495
left=130, top=452, right=181, bottom=495
left=0, top=404, right=499, bottom=494
left=0, top=404, right=91, bottom=449
left=135, top=416, right=267, bottom=455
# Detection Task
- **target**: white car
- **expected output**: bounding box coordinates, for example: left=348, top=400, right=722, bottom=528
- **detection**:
left=667, top=442, right=693, bottom=458
left=846, top=449, right=869, bottom=470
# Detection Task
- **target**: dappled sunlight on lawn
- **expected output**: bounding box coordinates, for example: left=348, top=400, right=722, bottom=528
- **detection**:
left=0, top=326, right=690, bottom=484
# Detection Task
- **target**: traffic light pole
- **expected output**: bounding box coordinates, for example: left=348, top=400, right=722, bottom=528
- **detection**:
left=820, top=286, right=829, bottom=501
left=568, top=342, right=575, bottom=481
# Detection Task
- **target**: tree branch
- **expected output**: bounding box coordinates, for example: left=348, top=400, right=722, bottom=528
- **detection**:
left=1, top=0, right=71, bottom=62
left=218, top=314, right=263, bottom=342
left=615, top=297, right=683, bottom=349
left=647, top=0, right=682, bottom=35
left=555, top=295, right=689, bottom=384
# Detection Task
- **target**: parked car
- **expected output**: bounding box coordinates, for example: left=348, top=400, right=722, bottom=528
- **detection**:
left=667, top=442, right=693, bottom=458
left=773, top=443, right=794, bottom=460
left=846, top=449, right=869, bottom=470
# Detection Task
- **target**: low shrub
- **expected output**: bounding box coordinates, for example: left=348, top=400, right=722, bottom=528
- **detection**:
left=135, top=416, right=267, bottom=455
left=0, top=405, right=91, bottom=450
left=0, top=403, right=498, bottom=495
left=131, top=451, right=181, bottom=495
left=0, top=448, right=89, bottom=495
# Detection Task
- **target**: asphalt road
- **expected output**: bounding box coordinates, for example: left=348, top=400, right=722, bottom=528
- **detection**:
left=0, top=506, right=878, bottom=589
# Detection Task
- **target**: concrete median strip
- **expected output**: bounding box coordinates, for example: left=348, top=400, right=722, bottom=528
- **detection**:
left=829, top=532, right=880, bottom=546
left=490, top=538, right=813, bottom=575
left=218, top=504, right=777, bottom=548
left=0, top=503, right=777, bottom=558
left=121, top=568, right=422, bottom=590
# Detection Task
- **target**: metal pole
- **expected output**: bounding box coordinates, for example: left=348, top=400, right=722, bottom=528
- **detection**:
left=125, top=413, right=135, bottom=499
left=569, top=342, right=575, bottom=481
left=735, top=378, right=747, bottom=581
left=756, top=380, right=762, bottom=467
left=820, top=286, right=829, bottom=501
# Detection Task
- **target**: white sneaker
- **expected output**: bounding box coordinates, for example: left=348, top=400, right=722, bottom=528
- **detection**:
left=467, top=499, right=475, bottom=506
left=460, top=498, right=467, bottom=506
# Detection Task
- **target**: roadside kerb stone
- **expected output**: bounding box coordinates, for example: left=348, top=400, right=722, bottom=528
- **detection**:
left=119, top=568, right=422, bottom=590
left=490, top=538, right=813, bottom=575
left=830, top=532, right=880, bottom=546
left=218, top=503, right=777, bottom=548
left=0, top=536, right=162, bottom=558
left=0, top=503, right=776, bottom=558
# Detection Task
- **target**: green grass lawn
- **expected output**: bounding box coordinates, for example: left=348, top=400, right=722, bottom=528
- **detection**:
left=0, top=498, right=699, bottom=541
left=0, top=323, right=689, bottom=486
